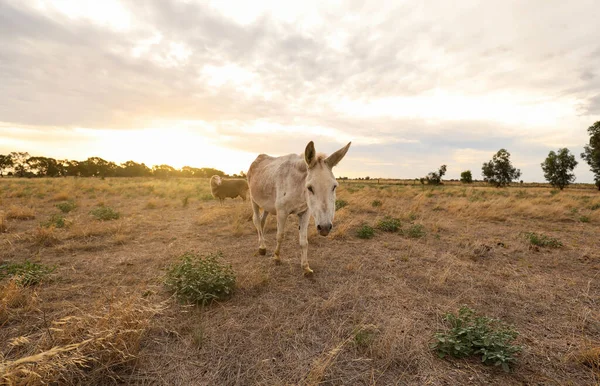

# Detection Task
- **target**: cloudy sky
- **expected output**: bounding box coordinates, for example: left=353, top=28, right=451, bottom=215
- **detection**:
left=1, top=0, right=599, bottom=181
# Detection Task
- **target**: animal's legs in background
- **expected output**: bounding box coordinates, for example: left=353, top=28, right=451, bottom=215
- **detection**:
left=298, top=211, right=312, bottom=275
left=252, top=200, right=267, bottom=255
left=273, top=211, right=288, bottom=263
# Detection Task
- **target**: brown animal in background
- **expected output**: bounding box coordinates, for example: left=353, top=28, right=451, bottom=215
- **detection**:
left=210, top=175, right=249, bottom=204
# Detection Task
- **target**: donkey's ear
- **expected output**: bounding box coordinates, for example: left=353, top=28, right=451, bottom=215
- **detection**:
left=304, top=141, right=317, bottom=168
left=325, top=142, right=351, bottom=169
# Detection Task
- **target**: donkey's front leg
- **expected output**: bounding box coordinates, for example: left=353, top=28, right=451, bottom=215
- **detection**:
left=298, top=211, right=312, bottom=275
left=273, top=211, right=288, bottom=264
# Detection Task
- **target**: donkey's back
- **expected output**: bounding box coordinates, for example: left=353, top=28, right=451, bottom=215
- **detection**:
left=247, top=153, right=307, bottom=214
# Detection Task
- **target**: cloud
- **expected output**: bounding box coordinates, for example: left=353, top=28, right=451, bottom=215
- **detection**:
left=0, top=0, right=599, bottom=181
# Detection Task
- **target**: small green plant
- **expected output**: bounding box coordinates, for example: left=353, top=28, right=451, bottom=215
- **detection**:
left=432, top=306, right=522, bottom=372
left=549, top=189, right=560, bottom=196
left=407, top=212, right=418, bottom=222
left=0, top=261, right=55, bottom=286
left=406, top=224, right=426, bottom=238
left=590, top=203, right=600, bottom=211
left=371, top=200, right=383, bottom=208
left=356, top=224, right=375, bottom=239
left=90, top=206, right=120, bottom=221
left=56, top=201, right=77, bottom=213
left=165, top=251, right=236, bottom=306
left=335, top=199, right=348, bottom=211
left=524, top=232, right=562, bottom=248
left=579, top=216, right=590, bottom=223
left=353, top=325, right=379, bottom=349
left=41, top=214, right=66, bottom=228
left=377, top=216, right=401, bottom=232
left=182, top=196, right=190, bottom=208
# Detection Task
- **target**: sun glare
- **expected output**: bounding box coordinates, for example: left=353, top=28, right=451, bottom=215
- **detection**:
left=81, top=128, right=255, bottom=174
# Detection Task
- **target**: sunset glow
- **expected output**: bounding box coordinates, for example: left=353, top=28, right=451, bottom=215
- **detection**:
left=1, top=0, right=599, bottom=180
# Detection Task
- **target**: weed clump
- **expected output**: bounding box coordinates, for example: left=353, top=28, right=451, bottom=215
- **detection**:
left=335, top=199, right=348, bottom=211
left=406, top=224, right=426, bottom=238
left=90, top=206, right=120, bottom=221
left=371, top=200, right=383, bottom=208
left=432, top=306, right=522, bottom=372
left=524, top=232, right=562, bottom=248
left=0, top=261, right=55, bottom=286
left=165, top=251, right=236, bottom=306
left=356, top=225, right=375, bottom=239
left=41, top=214, right=66, bottom=228
left=377, top=216, right=401, bottom=232
left=56, top=201, right=77, bottom=213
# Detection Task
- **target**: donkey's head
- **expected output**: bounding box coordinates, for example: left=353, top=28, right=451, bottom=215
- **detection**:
left=304, top=141, right=351, bottom=236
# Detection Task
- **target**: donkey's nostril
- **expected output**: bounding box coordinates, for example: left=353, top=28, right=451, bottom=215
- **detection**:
left=328, top=223, right=333, bottom=231
left=317, top=225, right=322, bottom=231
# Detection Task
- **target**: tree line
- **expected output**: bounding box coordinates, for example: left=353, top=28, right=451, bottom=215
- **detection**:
left=423, top=121, right=600, bottom=190
left=0, top=153, right=235, bottom=179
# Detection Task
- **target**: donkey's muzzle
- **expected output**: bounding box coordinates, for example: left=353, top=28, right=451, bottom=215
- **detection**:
left=317, top=223, right=332, bottom=236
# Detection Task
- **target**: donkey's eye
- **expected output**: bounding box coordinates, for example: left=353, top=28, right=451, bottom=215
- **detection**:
left=332, top=185, right=337, bottom=192
left=307, top=186, right=314, bottom=194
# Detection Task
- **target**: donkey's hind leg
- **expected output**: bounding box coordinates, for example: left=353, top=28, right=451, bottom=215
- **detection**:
left=251, top=200, right=267, bottom=255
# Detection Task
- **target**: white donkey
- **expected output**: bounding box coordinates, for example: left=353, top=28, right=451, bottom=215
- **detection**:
left=247, top=141, right=351, bottom=275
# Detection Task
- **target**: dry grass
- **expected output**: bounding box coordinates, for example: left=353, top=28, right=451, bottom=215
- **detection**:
left=0, top=279, right=37, bottom=325
left=0, top=296, right=163, bottom=385
left=1, top=177, right=600, bottom=385
left=6, top=206, right=35, bottom=220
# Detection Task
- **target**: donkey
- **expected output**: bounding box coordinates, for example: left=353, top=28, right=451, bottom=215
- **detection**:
left=247, top=141, right=351, bottom=275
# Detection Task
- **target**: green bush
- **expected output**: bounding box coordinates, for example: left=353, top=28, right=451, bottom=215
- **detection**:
left=590, top=203, right=600, bottom=211
left=0, top=261, right=55, bottom=286
left=356, top=224, right=375, bottom=239
left=524, top=232, right=562, bottom=248
left=165, top=251, right=236, bottom=306
left=56, top=200, right=77, bottom=213
left=579, top=216, right=590, bottom=223
left=335, top=199, right=348, bottom=211
left=371, top=200, right=383, bottom=208
left=406, top=224, right=426, bottom=238
left=41, top=214, right=66, bottom=228
left=432, top=306, right=522, bottom=372
left=90, top=206, right=120, bottom=221
left=377, top=216, right=401, bottom=232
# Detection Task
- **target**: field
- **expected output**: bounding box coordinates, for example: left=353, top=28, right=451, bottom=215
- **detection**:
left=1, top=177, right=600, bottom=385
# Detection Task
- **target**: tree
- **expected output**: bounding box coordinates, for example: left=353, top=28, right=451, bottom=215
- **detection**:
left=482, top=149, right=521, bottom=187
left=9, top=152, right=30, bottom=177
left=152, top=164, right=176, bottom=178
left=0, top=154, right=13, bottom=177
left=541, top=148, right=578, bottom=190
left=460, top=170, right=473, bottom=183
left=426, top=164, right=447, bottom=185
left=581, top=121, right=600, bottom=190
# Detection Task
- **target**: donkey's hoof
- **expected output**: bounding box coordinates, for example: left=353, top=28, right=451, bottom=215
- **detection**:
left=258, top=248, right=267, bottom=256
left=303, top=267, right=314, bottom=276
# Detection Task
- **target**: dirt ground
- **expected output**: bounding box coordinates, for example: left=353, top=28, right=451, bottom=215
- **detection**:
left=1, top=177, right=599, bottom=385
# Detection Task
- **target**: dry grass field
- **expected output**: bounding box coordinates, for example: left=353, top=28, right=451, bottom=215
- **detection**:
left=1, top=177, right=600, bottom=385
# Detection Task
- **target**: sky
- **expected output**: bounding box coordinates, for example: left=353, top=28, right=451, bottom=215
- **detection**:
left=1, top=0, right=599, bottom=181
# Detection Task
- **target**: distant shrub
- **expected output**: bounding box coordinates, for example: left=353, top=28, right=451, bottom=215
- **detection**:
left=335, top=199, right=348, bottom=211
left=579, top=216, right=590, bottom=223
left=0, top=261, right=55, bottom=286
left=371, top=200, right=383, bottom=208
left=377, top=216, right=401, bottom=232
left=356, top=225, right=375, bottom=239
left=90, top=206, right=120, bottom=221
left=406, top=224, right=426, bottom=238
left=432, top=306, right=522, bottom=372
left=165, top=251, right=236, bottom=306
left=41, top=214, right=66, bottom=228
left=524, top=232, right=562, bottom=248
left=56, top=201, right=76, bottom=213
left=590, top=203, right=600, bottom=211
left=460, top=170, right=473, bottom=184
